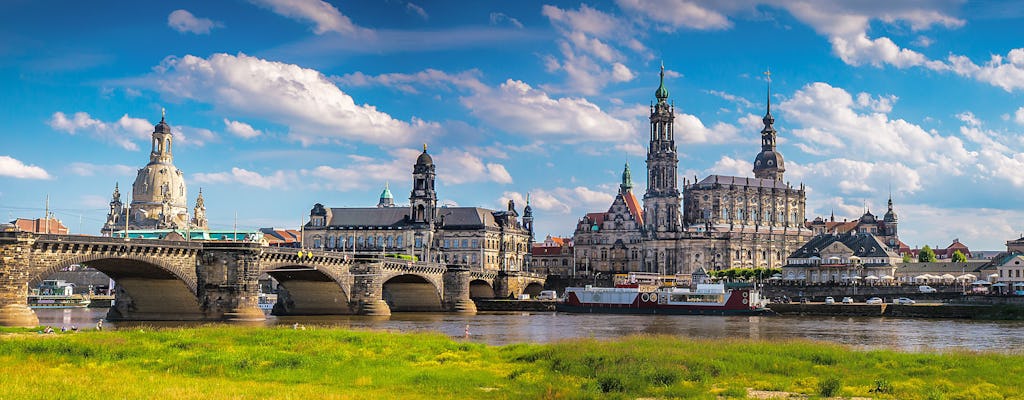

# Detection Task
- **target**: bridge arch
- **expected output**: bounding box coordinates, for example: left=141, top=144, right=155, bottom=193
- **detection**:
left=469, top=279, right=496, bottom=299
left=523, top=282, right=544, bottom=299
left=262, top=262, right=352, bottom=315
left=34, top=254, right=203, bottom=320
left=382, top=273, right=442, bottom=312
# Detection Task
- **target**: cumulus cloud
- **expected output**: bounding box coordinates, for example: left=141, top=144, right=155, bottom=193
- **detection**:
left=224, top=119, right=262, bottom=139
left=674, top=113, right=743, bottom=144
left=167, top=9, right=222, bottom=34
left=334, top=68, right=487, bottom=94
left=436, top=149, right=513, bottom=185
left=461, top=79, right=632, bottom=142
left=151, top=53, right=439, bottom=146
left=541, top=4, right=646, bottom=94
left=781, top=82, right=974, bottom=168
left=706, top=156, right=752, bottom=177
left=0, top=156, right=51, bottom=179
left=67, top=162, right=135, bottom=177
left=193, top=168, right=297, bottom=190
left=48, top=111, right=153, bottom=150
left=616, top=0, right=731, bottom=30
left=248, top=0, right=369, bottom=36
left=306, top=149, right=421, bottom=192
left=1015, top=106, right=1024, bottom=126
left=948, top=49, right=1024, bottom=92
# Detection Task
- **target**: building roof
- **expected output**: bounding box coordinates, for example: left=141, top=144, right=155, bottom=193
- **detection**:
left=622, top=190, right=644, bottom=224
left=693, top=174, right=792, bottom=190
left=10, top=218, right=69, bottom=234
left=324, top=206, right=510, bottom=230
left=788, top=233, right=897, bottom=262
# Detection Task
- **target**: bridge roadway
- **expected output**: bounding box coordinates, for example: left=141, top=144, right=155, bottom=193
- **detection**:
left=0, top=231, right=545, bottom=327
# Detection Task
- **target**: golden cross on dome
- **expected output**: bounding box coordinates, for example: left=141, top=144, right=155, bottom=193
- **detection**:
left=764, top=68, right=771, bottom=83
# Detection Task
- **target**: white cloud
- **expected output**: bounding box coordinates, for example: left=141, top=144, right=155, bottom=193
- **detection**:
left=489, top=12, right=523, bottom=29
left=193, top=168, right=297, bottom=190
left=224, top=119, right=262, bottom=139
left=502, top=191, right=570, bottom=214
left=0, top=156, right=51, bottom=179
left=461, top=79, right=632, bottom=142
left=167, top=9, right=222, bottom=34
left=406, top=3, right=428, bottom=20
left=1015, top=107, right=1024, bottom=126
left=436, top=149, right=513, bottom=185
left=67, top=162, right=135, bottom=177
left=304, top=148, right=421, bottom=192
left=674, top=113, right=743, bottom=144
left=175, top=126, right=218, bottom=147
left=948, top=49, right=1024, bottom=92
left=48, top=111, right=153, bottom=150
left=616, top=0, right=731, bottom=30
left=541, top=4, right=647, bottom=94
left=706, top=156, right=751, bottom=177
left=248, top=0, right=369, bottom=36
left=782, top=82, right=974, bottom=168
left=334, top=69, right=487, bottom=94
left=152, top=53, right=439, bottom=146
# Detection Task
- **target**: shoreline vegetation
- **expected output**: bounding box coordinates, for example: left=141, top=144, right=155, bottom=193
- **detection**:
left=1, top=326, right=1021, bottom=399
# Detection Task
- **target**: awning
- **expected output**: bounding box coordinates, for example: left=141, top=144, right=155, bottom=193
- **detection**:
left=1014, top=282, right=1024, bottom=287
left=992, top=283, right=1009, bottom=287
left=880, top=275, right=895, bottom=280
left=864, top=275, right=879, bottom=280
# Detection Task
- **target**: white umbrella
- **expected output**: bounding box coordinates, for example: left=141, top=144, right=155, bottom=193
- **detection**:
left=940, top=273, right=956, bottom=280
left=772, top=273, right=783, bottom=278
left=865, top=275, right=879, bottom=281
left=992, top=283, right=1009, bottom=287
left=880, top=275, right=895, bottom=280
left=1014, top=282, right=1024, bottom=287
left=989, top=273, right=1000, bottom=279
left=956, top=274, right=976, bottom=281
left=972, top=280, right=991, bottom=285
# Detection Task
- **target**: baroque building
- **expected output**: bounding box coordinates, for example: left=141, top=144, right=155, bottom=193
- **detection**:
left=573, top=66, right=812, bottom=276
left=101, top=111, right=207, bottom=236
left=302, top=146, right=532, bottom=273
left=807, top=196, right=901, bottom=252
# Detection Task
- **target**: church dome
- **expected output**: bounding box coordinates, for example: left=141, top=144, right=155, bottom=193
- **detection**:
left=753, top=150, right=785, bottom=171
left=416, top=145, right=433, bottom=165
left=860, top=211, right=877, bottom=223
left=884, top=209, right=897, bottom=222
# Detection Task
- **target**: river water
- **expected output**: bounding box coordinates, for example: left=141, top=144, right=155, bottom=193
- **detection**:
left=34, top=308, right=1024, bottom=353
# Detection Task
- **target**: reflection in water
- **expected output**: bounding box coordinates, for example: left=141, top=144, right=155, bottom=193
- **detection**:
left=33, top=308, right=1024, bottom=353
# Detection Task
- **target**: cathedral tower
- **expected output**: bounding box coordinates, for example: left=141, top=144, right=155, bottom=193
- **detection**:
left=409, top=144, right=437, bottom=226
left=643, top=64, right=681, bottom=233
left=753, top=70, right=786, bottom=181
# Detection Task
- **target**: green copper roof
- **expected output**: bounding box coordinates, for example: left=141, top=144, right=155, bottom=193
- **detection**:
left=379, top=182, right=393, bottom=199
left=621, top=162, right=633, bottom=191
left=655, top=64, right=669, bottom=102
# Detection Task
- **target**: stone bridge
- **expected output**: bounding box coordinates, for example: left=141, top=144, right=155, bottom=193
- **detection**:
left=0, top=232, right=546, bottom=327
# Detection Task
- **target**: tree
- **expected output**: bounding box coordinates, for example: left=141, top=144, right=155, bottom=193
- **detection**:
left=951, top=249, right=967, bottom=262
left=918, top=245, right=937, bottom=262
left=902, top=253, right=913, bottom=263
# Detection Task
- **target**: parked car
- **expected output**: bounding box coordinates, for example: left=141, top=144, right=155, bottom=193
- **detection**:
left=537, top=290, right=558, bottom=300
left=894, top=297, right=916, bottom=305
left=866, top=297, right=883, bottom=304
left=824, top=296, right=835, bottom=304
left=919, top=285, right=937, bottom=293
left=841, top=297, right=854, bottom=304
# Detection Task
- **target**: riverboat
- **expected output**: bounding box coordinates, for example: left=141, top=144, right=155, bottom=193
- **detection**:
left=557, top=283, right=769, bottom=315
left=27, top=294, right=92, bottom=309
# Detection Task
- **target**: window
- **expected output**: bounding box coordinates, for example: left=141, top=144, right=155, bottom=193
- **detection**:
left=462, top=239, right=469, bottom=248
left=314, top=237, right=321, bottom=248
left=415, top=237, right=423, bottom=248
left=471, top=239, right=478, bottom=248
left=357, top=236, right=364, bottom=247
left=444, top=239, right=450, bottom=248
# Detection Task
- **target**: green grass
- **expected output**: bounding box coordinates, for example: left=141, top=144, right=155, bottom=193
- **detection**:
left=1, top=326, right=1022, bottom=399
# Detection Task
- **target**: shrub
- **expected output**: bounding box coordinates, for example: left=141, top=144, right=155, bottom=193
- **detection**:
left=818, top=376, right=842, bottom=397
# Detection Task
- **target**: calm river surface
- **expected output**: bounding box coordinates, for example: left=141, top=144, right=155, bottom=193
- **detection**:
left=35, top=308, right=1024, bottom=353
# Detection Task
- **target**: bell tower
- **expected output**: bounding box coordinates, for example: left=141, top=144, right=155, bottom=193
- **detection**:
left=409, top=144, right=437, bottom=226
left=753, top=69, right=786, bottom=181
left=643, top=64, right=681, bottom=233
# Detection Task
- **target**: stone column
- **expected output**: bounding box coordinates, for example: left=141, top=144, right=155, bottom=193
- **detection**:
left=0, top=235, right=40, bottom=327
left=443, top=266, right=476, bottom=313
left=352, top=262, right=390, bottom=316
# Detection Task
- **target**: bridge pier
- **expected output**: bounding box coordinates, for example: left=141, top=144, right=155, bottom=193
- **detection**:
left=0, top=235, right=39, bottom=327
left=443, top=267, right=476, bottom=314
left=352, top=262, right=390, bottom=316
left=196, top=244, right=266, bottom=322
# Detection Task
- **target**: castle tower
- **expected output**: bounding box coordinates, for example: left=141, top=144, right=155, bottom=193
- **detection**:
left=883, top=194, right=898, bottom=243
left=522, top=193, right=534, bottom=247
left=409, top=144, right=437, bottom=226
left=753, top=69, right=786, bottom=181
left=643, top=64, right=681, bottom=233
left=377, top=181, right=395, bottom=208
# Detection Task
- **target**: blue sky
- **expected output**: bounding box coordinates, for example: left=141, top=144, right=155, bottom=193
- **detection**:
left=3, top=0, right=1024, bottom=251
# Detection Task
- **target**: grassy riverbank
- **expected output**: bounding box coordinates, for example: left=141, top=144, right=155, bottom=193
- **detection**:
left=1, top=326, right=1020, bottom=399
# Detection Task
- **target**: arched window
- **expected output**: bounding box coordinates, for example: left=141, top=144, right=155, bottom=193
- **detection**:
left=396, top=236, right=403, bottom=248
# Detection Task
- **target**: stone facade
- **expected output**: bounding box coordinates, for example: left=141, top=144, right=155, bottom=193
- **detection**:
left=102, top=111, right=207, bottom=236
left=782, top=233, right=900, bottom=283
left=573, top=66, right=812, bottom=276
left=303, top=146, right=532, bottom=273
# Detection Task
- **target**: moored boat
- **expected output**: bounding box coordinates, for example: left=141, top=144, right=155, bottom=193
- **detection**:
left=557, top=283, right=768, bottom=315
left=28, top=294, right=92, bottom=309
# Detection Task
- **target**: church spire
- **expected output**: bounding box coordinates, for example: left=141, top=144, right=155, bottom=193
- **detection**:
left=752, top=68, right=785, bottom=181
left=655, top=61, right=669, bottom=103
left=620, top=162, right=633, bottom=193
